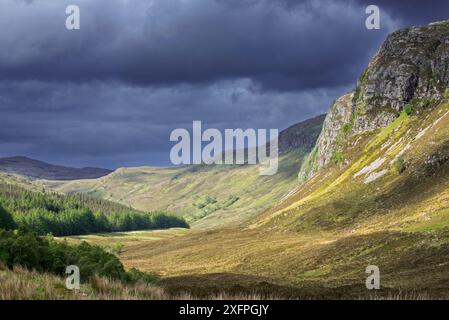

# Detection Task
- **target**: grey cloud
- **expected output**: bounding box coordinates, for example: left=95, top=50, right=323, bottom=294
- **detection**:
left=0, top=0, right=395, bottom=90
left=0, top=79, right=347, bottom=167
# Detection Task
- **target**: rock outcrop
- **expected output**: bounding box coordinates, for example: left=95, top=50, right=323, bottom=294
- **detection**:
left=300, top=20, right=449, bottom=181
left=314, top=92, right=354, bottom=169
left=354, top=20, right=449, bottom=132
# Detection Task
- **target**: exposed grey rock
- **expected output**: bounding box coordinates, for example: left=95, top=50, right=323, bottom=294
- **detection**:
left=425, top=153, right=449, bottom=175
left=298, top=92, right=354, bottom=180
left=355, top=20, right=449, bottom=118
left=315, top=92, right=354, bottom=169
left=300, top=20, right=449, bottom=181
left=353, top=111, right=397, bottom=133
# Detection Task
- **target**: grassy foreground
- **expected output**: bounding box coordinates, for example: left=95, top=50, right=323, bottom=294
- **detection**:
left=0, top=265, right=287, bottom=300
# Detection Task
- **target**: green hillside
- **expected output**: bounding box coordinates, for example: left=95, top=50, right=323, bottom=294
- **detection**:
left=38, top=116, right=325, bottom=230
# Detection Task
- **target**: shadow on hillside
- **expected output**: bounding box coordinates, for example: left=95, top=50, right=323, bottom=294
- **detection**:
left=158, top=271, right=449, bottom=300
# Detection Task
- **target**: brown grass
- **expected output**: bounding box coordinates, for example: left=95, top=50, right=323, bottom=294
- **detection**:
left=0, top=265, right=284, bottom=300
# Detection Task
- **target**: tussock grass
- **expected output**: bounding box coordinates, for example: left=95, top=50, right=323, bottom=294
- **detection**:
left=0, top=266, right=286, bottom=300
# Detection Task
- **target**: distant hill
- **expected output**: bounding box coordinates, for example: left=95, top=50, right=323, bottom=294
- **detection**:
left=0, top=156, right=112, bottom=181
left=38, top=116, right=325, bottom=229
left=278, top=114, right=326, bottom=154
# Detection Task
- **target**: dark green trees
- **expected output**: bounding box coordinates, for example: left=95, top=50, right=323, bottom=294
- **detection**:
left=0, top=205, right=15, bottom=230
left=0, top=182, right=189, bottom=236
left=0, top=228, right=156, bottom=283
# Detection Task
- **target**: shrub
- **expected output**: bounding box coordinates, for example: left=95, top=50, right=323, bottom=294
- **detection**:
left=104, top=242, right=124, bottom=256
left=403, top=104, right=413, bottom=116
left=223, top=195, right=239, bottom=208
left=332, top=151, right=344, bottom=164
left=0, top=205, right=16, bottom=230
left=194, top=196, right=217, bottom=209
left=342, top=122, right=353, bottom=136
left=126, top=267, right=159, bottom=284
left=394, top=157, right=407, bottom=174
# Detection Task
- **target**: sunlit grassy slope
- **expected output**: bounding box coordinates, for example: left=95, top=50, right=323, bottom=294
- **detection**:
left=66, top=102, right=449, bottom=298
left=38, top=115, right=325, bottom=230
left=42, top=150, right=304, bottom=230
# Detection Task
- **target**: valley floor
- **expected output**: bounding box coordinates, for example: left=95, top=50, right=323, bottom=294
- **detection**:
left=64, top=224, right=449, bottom=299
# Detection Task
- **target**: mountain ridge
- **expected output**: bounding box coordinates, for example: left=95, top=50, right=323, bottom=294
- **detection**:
left=0, top=156, right=113, bottom=181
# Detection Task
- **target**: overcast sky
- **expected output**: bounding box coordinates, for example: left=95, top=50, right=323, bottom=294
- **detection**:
left=0, top=0, right=448, bottom=168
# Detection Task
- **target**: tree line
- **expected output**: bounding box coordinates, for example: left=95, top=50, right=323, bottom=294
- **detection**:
left=0, top=182, right=189, bottom=236
left=0, top=227, right=158, bottom=284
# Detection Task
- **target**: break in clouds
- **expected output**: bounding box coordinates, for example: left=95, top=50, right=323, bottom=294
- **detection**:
left=1, top=0, right=448, bottom=168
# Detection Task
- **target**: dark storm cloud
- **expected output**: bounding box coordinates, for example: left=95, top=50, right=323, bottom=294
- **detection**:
left=0, top=0, right=395, bottom=90
left=359, top=0, right=449, bottom=26
left=0, top=0, right=447, bottom=168
left=0, top=79, right=348, bottom=167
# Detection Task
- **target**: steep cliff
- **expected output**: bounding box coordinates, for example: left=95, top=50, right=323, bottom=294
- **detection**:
left=298, top=92, right=354, bottom=181
left=300, top=20, right=449, bottom=181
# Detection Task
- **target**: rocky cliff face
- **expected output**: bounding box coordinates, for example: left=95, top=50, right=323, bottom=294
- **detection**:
left=298, top=92, right=354, bottom=181
left=314, top=92, right=354, bottom=169
left=300, top=21, right=449, bottom=181
left=354, top=20, right=449, bottom=132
